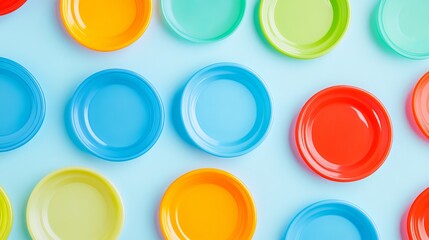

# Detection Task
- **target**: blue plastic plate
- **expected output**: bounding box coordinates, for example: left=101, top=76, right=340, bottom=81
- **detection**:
left=181, top=63, right=272, bottom=157
left=70, top=69, right=164, bottom=161
left=0, top=57, right=45, bottom=151
left=285, top=200, right=379, bottom=240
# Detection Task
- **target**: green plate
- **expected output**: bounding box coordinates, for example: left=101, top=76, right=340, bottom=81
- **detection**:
left=259, top=0, right=350, bottom=59
left=26, top=168, right=124, bottom=240
left=161, top=0, right=245, bottom=42
left=0, top=187, right=13, bottom=240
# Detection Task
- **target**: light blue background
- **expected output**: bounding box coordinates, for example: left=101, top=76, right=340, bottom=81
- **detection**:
left=1, top=0, right=429, bottom=239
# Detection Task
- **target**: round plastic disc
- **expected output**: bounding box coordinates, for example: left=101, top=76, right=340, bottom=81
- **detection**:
left=161, top=0, right=245, bottom=42
left=0, top=57, right=46, bottom=152
left=407, top=188, right=429, bottom=240
left=60, top=0, right=152, bottom=51
left=295, top=86, right=392, bottom=182
left=0, top=0, right=26, bottom=15
left=159, top=168, right=256, bottom=240
left=0, top=187, right=13, bottom=240
left=378, top=0, right=429, bottom=59
left=181, top=63, right=272, bottom=157
left=285, top=200, right=378, bottom=240
left=70, top=69, right=164, bottom=161
left=412, top=72, right=429, bottom=138
left=27, top=168, right=124, bottom=240
left=259, top=0, right=350, bottom=59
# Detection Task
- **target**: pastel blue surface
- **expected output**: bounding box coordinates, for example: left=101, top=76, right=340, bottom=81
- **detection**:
left=0, top=57, right=45, bottom=152
left=69, top=69, right=164, bottom=161
left=181, top=63, right=272, bottom=157
left=285, top=200, right=378, bottom=240
left=1, top=0, right=429, bottom=239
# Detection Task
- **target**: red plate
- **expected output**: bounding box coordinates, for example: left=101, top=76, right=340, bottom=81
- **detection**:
left=407, top=188, right=429, bottom=240
left=0, top=0, right=26, bottom=15
left=412, top=72, right=429, bottom=139
left=295, top=86, right=392, bottom=182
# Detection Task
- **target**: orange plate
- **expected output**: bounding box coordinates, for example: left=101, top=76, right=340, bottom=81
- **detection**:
left=412, top=72, right=429, bottom=138
left=295, top=86, right=392, bottom=182
left=408, top=188, right=429, bottom=240
left=159, top=169, right=256, bottom=240
left=60, top=0, right=152, bottom=51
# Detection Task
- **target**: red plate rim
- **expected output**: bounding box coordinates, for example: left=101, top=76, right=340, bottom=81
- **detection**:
left=0, top=0, right=26, bottom=16
left=407, top=188, right=429, bottom=240
left=412, top=72, right=429, bottom=139
left=295, top=85, right=393, bottom=182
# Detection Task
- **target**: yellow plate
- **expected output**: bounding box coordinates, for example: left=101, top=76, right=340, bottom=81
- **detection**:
left=0, top=187, right=13, bottom=239
left=60, top=0, right=152, bottom=51
left=26, top=167, right=124, bottom=240
left=159, top=168, right=256, bottom=240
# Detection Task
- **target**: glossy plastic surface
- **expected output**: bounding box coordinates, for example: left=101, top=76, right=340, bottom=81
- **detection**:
left=0, top=57, right=45, bottom=152
left=412, top=72, right=429, bottom=138
left=69, top=69, right=164, bottom=161
left=0, top=187, right=13, bottom=240
left=378, top=0, right=429, bottom=59
left=259, top=0, right=350, bottom=59
left=285, top=200, right=379, bottom=240
left=407, top=188, right=429, bottom=240
left=161, top=0, right=245, bottom=42
left=295, top=86, right=392, bottom=182
left=181, top=63, right=272, bottom=157
left=60, top=0, right=152, bottom=51
left=26, top=168, right=124, bottom=240
left=0, top=0, right=26, bottom=15
left=159, top=168, right=256, bottom=240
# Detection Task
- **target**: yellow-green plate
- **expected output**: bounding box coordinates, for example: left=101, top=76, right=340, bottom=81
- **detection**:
left=0, top=187, right=13, bottom=239
left=26, top=168, right=123, bottom=240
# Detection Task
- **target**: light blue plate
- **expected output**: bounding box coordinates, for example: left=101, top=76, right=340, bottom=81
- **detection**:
left=69, top=69, right=164, bottom=161
left=181, top=63, right=272, bottom=157
left=285, top=200, right=379, bottom=240
left=378, top=0, right=429, bottom=59
left=0, top=57, right=45, bottom=152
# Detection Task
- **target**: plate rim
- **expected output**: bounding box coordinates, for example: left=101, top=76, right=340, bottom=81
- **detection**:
left=59, top=0, right=152, bottom=51
left=180, top=62, right=272, bottom=158
left=258, top=0, right=351, bottom=59
left=407, top=187, right=429, bottom=240
left=159, top=168, right=257, bottom=240
left=0, top=0, right=26, bottom=16
left=295, top=85, right=393, bottom=182
left=26, top=167, right=124, bottom=240
left=0, top=187, right=13, bottom=240
left=70, top=68, right=165, bottom=161
left=160, top=0, right=246, bottom=43
left=285, top=200, right=379, bottom=240
left=412, top=71, right=429, bottom=138
left=0, top=57, right=46, bottom=152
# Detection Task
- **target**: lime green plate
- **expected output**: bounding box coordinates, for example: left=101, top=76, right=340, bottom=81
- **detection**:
left=259, top=0, right=350, bottom=59
left=26, top=168, right=124, bottom=240
left=0, top=187, right=13, bottom=239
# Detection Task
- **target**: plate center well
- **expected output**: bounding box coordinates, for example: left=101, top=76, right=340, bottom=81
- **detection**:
left=195, top=80, right=257, bottom=143
left=300, top=215, right=361, bottom=240
left=274, top=0, right=333, bottom=45
left=0, top=72, right=32, bottom=136
left=88, top=84, right=150, bottom=148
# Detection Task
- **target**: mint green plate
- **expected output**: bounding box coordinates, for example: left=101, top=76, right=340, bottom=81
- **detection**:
left=259, top=0, right=350, bottom=59
left=378, top=0, right=429, bottom=59
left=161, top=0, right=245, bottom=42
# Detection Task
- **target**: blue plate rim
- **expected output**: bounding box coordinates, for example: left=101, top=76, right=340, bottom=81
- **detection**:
left=0, top=57, right=46, bottom=152
left=284, top=199, right=379, bottom=240
left=69, top=68, right=165, bottom=161
left=181, top=62, right=272, bottom=158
